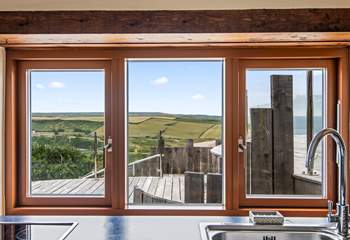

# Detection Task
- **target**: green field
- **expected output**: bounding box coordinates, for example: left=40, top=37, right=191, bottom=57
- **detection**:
left=30, top=111, right=322, bottom=181
left=200, top=124, right=221, bottom=139
left=31, top=112, right=222, bottom=175
left=127, top=115, right=221, bottom=161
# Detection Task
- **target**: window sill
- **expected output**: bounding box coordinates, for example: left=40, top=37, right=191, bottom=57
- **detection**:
left=127, top=204, right=225, bottom=211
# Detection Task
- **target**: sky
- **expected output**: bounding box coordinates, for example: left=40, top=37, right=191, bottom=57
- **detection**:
left=31, top=71, right=105, bottom=113
left=31, top=60, right=224, bottom=116
left=30, top=60, right=223, bottom=115
left=246, top=69, right=325, bottom=116
left=30, top=63, right=325, bottom=117
left=127, top=60, right=223, bottom=116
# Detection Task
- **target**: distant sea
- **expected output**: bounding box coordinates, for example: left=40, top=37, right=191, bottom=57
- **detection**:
left=294, top=116, right=323, bottom=135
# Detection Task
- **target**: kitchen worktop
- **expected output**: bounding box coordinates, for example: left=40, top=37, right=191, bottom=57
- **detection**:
left=0, top=215, right=331, bottom=240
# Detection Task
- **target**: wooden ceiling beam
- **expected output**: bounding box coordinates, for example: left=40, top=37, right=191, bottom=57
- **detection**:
left=2, top=9, right=350, bottom=46
left=1, top=9, right=350, bottom=34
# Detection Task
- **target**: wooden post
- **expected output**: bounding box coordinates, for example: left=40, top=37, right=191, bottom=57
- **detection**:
left=207, top=173, right=222, bottom=203
left=184, top=171, right=204, bottom=203
left=133, top=187, right=143, bottom=204
left=199, top=148, right=209, bottom=173
left=250, top=108, right=273, bottom=194
left=185, top=139, right=195, bottom=171
left=271, top=75, right=294, bottom=194
left=93, top=131, right=98, bottom=178
left=306, top=70, right=313, bottom=147
left=142, top=192, right=153, bottom=204
left=193, top=147, right=201, bottom=172
left=163, top=148, right=170, bottom=174
left=157, top=130, right=165, bottom=176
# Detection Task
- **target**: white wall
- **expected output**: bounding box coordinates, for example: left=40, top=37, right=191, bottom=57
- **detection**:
left=0, top=0, right=349, bottom=11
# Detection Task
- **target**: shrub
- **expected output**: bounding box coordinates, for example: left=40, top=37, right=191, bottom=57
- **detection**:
left=31, top=143, right=94, bottom=181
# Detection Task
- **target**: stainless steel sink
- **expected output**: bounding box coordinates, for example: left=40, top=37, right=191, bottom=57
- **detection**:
left=200, top=223, right=345, bottom=240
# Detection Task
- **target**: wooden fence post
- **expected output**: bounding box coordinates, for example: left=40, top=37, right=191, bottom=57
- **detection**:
left=208, top=151, right=214, bottom=173
left=93, top=131, right=98, bottom=178
left=206, top=173, right=222, bottom=203
left=306, top=70, right=313, bottom=147
left=157, top=131, right=165, bottom=176
left=133, top=187, right=143, bottom=204
left=184, top=171, right=204, bottom=203
left=271, top=75, right=294, bottom=194
left=250, top=108, right=273, bottom=194
left=164, top=148, right=171, bottom=174
left=199, top=148, right=209, bottom=173
left=185, top=139, right=195, bottom=171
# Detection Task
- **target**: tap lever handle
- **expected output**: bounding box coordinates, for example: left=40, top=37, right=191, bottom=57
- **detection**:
left=328, top=200, right=333, bottom=215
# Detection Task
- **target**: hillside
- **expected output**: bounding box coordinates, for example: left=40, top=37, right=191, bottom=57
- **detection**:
left=32, top=112, right=222, bottom=162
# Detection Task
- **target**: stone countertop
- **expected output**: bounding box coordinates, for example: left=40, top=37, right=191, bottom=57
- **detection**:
left=0, top=215, right=331, bottom=240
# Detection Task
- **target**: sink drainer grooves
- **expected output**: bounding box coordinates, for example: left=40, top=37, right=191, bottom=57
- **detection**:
left=263, top=235, right=276, bottom=240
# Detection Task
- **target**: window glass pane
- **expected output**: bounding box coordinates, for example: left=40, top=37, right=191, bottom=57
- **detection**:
left=127, top=60, right=224, bottom=206
left=245, top=69, right=326, bottom=197
left=29, top=70, right=105, bottom=196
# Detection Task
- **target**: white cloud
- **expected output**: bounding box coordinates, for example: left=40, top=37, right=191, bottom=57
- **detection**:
left=35, top=83, right=45, bottom=89
left=151, top=76, right=169, bottom=85
left=192, top=93, right=205, bottom=100
left=48, top=81, right=65, bottom=89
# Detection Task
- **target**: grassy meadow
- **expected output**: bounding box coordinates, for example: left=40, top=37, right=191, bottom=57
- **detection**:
left=32, top=112, right=222, bottom=165
left=30, top=111, right=318, bottom=181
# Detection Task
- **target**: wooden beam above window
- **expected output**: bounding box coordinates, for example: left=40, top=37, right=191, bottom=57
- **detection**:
left=1, top=9, right=350, bottom=46
left=1, top=9, right=350, bottom=34
left=2, top=33, right=350, bottom=47
left=0, top=9, right=350, bottom=34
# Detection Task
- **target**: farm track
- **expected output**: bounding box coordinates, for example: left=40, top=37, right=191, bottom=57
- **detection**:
left=198, top=124, right=217, bottom=139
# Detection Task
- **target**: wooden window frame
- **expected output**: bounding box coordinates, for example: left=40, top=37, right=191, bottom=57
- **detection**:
left=4, top=47, right=349, bottom=216
left=238, top=59, right=337, bottom=208
left=16, top=60, right=113, bottom=207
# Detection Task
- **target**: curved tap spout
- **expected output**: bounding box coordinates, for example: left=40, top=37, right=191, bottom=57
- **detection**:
left=305, top=128, right=348, bottom=236
left=305, top=128, right=346, bottom=205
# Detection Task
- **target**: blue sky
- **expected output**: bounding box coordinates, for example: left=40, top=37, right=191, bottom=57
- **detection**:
left=30, top=60, right=224, bottom=115
left=31, top=71, right=105, bottom=113
left=30, top=63, right=324, bottom=117
left=127, top=60, right=223, bottom=116
left=246, top=69, right=324, bottom=111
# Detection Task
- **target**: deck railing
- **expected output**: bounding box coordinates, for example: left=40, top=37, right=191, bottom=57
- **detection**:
left=81, top=168, right=105, bottom=179
left=128, top=154, right=162, bottom=177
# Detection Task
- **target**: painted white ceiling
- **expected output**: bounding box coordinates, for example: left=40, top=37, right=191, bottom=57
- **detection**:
left=0, top=0, right=350, bottom=11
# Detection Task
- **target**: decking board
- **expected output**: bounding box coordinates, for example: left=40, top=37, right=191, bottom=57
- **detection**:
left=32, top=175, right=186, bottom=203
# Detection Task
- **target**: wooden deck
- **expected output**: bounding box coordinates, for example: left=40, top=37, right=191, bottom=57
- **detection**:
left=32, top=174, right=185, bottom=204
left=128, top=175, right=185, bottom=203
left=31, top=135, right=320, bottom=201
left=32, top=178, right=105, bottom=195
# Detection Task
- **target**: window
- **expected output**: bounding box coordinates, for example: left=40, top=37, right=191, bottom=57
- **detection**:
left=245, top=68, right=325, bottom=196
left=238, top=59, right=337, bottom=207
left=126, top=59, right=224, bottom=206
left=5, top=48, right=348, bottom=215
left=16, top=61, right=112, bottom=206
left=29, top=70, right=105, bottom=196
